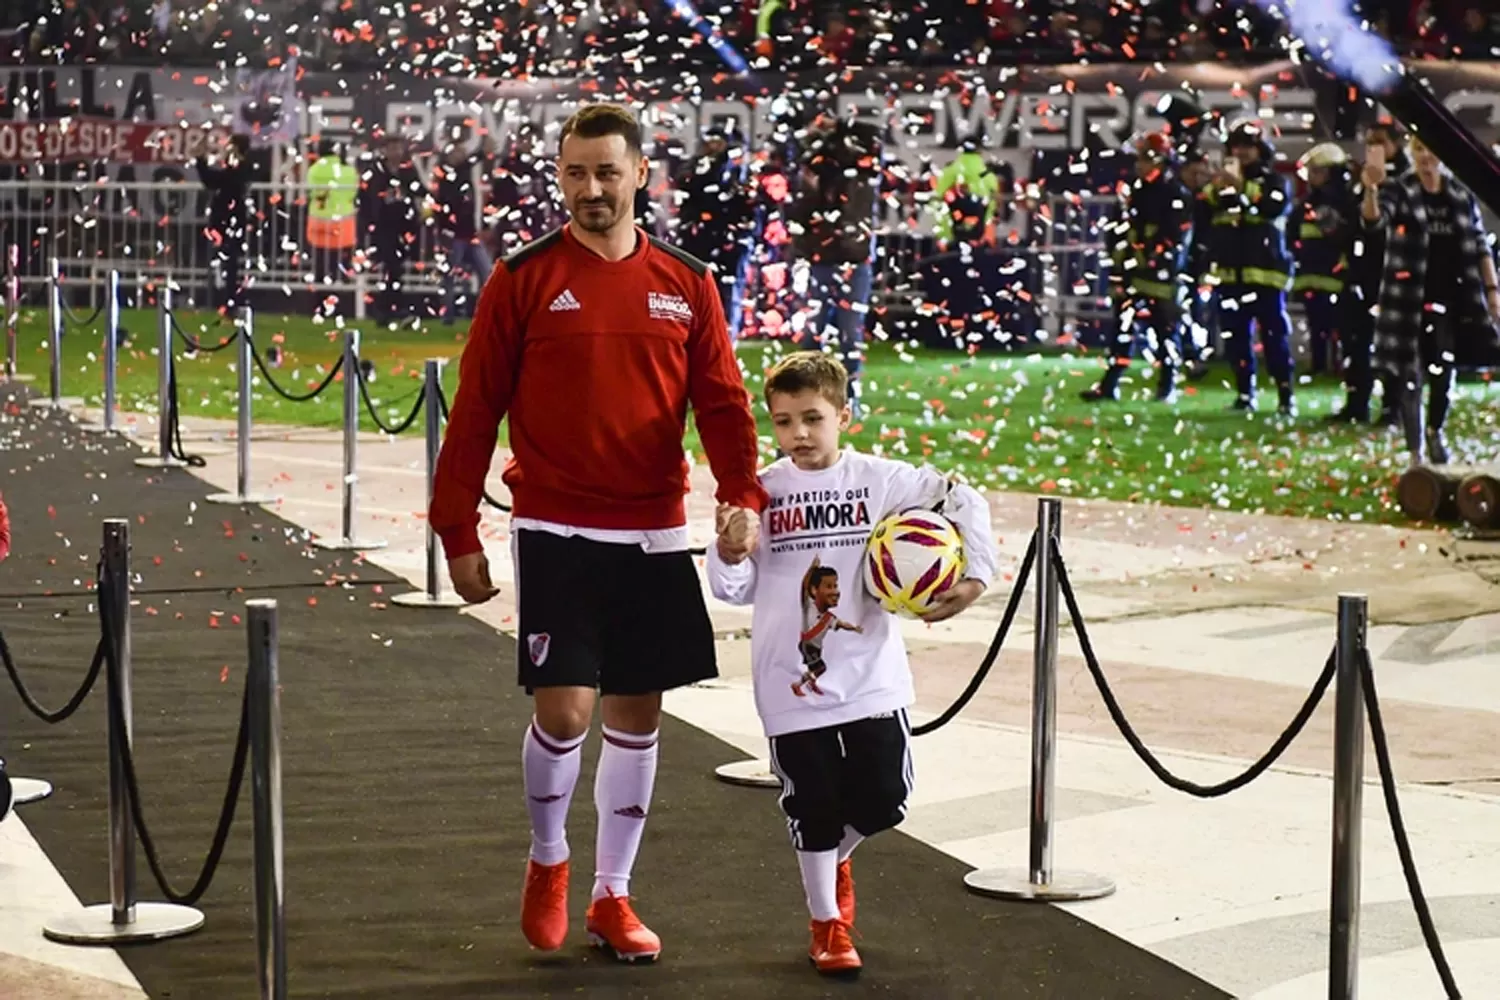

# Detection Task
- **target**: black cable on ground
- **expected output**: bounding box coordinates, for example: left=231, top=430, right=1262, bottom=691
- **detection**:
left=912, top=531, right=1037, bottom=737
left=169, top=314, right=239, bottom=354
left=355, top=367, right=425, bottom=435
left=165, top=363, right=207, bottom=468
left=0, top=629, right=105, bottom=724
left=248, top=339, right=345, bottom=403
left=435, top=385, right=512, bottom=513
left=1360, top=648, right=1463, bottom=998
left=97, top=580, right=250, bottom=907
left=1054, top=548, right=1336, bottom=797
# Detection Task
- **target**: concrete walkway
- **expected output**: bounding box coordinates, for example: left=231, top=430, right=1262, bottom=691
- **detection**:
left=5, top=399, right=1499, bottom=999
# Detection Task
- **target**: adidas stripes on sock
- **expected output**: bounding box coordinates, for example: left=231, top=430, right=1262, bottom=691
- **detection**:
left=592, top=725, right=659, bottom=901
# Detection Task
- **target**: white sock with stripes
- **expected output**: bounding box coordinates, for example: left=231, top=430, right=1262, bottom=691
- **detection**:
left=522, top=719, right=587, bottom=866
left=592, top=725, right=659, bottom=901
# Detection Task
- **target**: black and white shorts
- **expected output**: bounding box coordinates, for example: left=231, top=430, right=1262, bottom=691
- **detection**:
left=513, top=528, right=718, bottom=696
left=767, top=710, right=914, bottom=853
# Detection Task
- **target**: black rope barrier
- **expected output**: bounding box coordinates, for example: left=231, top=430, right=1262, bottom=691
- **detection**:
left=1, top=628, right=105, bottom=724
left=61, top=299, right=105, bottom=328
left=1054, top=547, right=1337, bottom=797
left=169, top=313, right=239, bottom=354
left=164, top=362, right=208, bottom=468
left=1360, top=648, right=1463, bottom=998
left=355, top=367, right=426, bottom=436
left=248, top=339, right=345, bottom=403
left=911, top=531, right=1037, bottom=737
left=435, top=385, right=512, bottom=513
left=97, top=576, right=250, bottom=907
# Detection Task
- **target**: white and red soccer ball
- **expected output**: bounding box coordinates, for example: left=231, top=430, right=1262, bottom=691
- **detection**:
left=862, top=509, right=967, bottom=618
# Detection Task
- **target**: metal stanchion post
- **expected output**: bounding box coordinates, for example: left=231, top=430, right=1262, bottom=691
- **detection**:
left=207, top=306, right=278, bottom=505
left=81, top=271, right=129, bottom=434
left=393, top=360, right=466, bottom=608
left=315, top=329, right=386, bottom=551
left=246, top=600, right=288, bottom=999
left=1329, top=593, right=1368, bottom=1000
left=2, top=239, right=25, bottom=383
left=43, top=520, right=205, bottom=945
left=135, top=286, right=188, bottom=470
left=964, top=498, right=1116, bottom=902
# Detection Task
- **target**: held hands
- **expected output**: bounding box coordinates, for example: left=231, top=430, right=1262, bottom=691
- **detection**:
left=448, top=551, right=500, bottom=605
left=921, top=579, right=986, bottom=623
left=715, top=504, right=760, bottom=565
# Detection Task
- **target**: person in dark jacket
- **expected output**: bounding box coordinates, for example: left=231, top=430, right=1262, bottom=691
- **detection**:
left=1179, top=150, right=1218, bottom=376
left=195, top=133, right=253, bottom=314
left=1359, top=135, right=1500, bottom=465
left=1340, top=122, right=1410, bottom=425
left=1292, top=143, right=1356, bottom=376
left=1202, top=119, right=1298, bottom=414
left=1082, top=131, right=1194, bottom=402
left=675, top=125, right=758, bottom=339
left=358, top=133, right=421, bottom=323
left=790, top=115, right=882, bottom=416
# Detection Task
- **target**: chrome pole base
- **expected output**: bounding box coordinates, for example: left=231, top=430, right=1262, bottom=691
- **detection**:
left=77, top=422, right=135, bottom=436
left=135, top=456, right=190, bottom=469
left=314, top=537, right=388, bottom=551
left=205, top=492, right=280, bottom=506
left=714, top=758, right=780, bottom=788
left=28, top=396, right=82, bottom=409
left=12, top=777, right=54, bottom=805
left=390, top=590, right=467, bottom=608
left=963, top=867, right=1117, bottom=902
left=44, top=902, right=205, bottom=945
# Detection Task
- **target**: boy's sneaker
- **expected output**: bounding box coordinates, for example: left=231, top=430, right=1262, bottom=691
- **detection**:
left=836, top=858, right=855, bottom=926
left=586, top=891, right=662, bottom=963
left=808, top=918, right=861, bottom=976
left=521, top=859, right=570, bottom=952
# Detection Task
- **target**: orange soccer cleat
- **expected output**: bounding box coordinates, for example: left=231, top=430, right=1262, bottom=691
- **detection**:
left=585, top=890, right=662, bottom=963
left=520, top=859, right=570, bottom=952
left=808, top=917, right=861, bottom=976
left=836, top=857, right=855, bottom=927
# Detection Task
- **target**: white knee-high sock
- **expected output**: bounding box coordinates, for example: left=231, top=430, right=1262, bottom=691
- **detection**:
left=522, top=719, right=587, bottom=866
left=592, top=725, right=659, bottom=901
left=797, top=849, right=841, bottom=921
left=838, top=826, right=864, bottom=864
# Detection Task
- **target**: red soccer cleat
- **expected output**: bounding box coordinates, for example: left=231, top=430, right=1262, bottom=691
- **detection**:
left=521, top=859, right=569, bottom=952
left=586, top=890, right=662, bottom=963
left=836, top=857, right=855, bottom=926
left=808, top=917, right=861, bottom=977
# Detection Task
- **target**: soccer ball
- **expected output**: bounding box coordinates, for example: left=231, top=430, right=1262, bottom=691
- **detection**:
left=863, top=509, right=966, bottom=618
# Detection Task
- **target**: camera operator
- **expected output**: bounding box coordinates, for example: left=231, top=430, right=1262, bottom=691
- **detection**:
left=1360, top=135, right=1500, bottom=465
left=790, top=114, right=882, bottom=416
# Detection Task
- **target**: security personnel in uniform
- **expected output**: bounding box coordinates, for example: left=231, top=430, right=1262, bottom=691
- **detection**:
left=1203, top=119, right=1298, bottom=414
left=1292, top=143, right=1356, bottom=375
left=1081, top=131, right=1193, bottom=403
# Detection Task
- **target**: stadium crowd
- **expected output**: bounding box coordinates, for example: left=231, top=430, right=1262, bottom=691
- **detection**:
left=3, top=0, right=1500, bottom=72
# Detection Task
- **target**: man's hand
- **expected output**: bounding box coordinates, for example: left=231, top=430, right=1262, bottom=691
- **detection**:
left=716, top=504, right=760, bottom=565
left=1487, top=287, right=1500, bottom=326
left=1360, top=159, right=1387, bottom=191
left=921, top=579, right=986, bottom=623
left=448, top=551, right=500, bottom=604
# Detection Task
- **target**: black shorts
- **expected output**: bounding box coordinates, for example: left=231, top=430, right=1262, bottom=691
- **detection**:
left=767, top=710, right=914, bottom=853
left=514, top=528, right=717, bottom=696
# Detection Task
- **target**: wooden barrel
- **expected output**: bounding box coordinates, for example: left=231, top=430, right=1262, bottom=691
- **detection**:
left=1397, top=465, right=1479, bottom=522
left=1456, top=472, right=1500, bottom=529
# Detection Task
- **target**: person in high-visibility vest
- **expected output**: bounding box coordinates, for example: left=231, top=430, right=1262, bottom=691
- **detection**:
left=931, top=138, right=1001, bottom=248
left=306, top=139, right=358, bottom=283
left=1292, top=143, right=1355, bottom=376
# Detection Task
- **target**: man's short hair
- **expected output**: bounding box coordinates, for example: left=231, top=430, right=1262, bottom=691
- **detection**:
left=764, top=351, right=848, bottom=409
left=560, top=104, right=644, bottom=157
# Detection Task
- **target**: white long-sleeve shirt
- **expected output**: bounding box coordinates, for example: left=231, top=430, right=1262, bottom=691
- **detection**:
left=707, top=449, right=998, bottom=738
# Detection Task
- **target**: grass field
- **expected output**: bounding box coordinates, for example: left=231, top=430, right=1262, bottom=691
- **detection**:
left=8, top=306, right=1498, bottom=524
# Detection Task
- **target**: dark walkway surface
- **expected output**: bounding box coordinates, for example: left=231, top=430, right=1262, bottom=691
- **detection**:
left=0, top=387, right=1232, bottom=1000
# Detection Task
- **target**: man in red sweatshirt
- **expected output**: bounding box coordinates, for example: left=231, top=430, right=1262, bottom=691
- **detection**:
left=429, top=103, right=767, bottom=964
left=0, top=493, right=9, bottom=562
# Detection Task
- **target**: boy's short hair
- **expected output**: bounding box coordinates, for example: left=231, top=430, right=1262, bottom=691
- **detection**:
left=764, top=351, right=848, bottom=410
left=560, top=103, right=644, bottom=158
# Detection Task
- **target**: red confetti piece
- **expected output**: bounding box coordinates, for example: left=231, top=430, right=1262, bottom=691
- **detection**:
left=220, top=666, right=230, bottom=683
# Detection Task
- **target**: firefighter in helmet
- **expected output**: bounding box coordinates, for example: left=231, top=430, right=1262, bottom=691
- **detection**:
left=1202, top=118, right=1298, bottom=414
left=1082, top=130, right=1193, bottom=403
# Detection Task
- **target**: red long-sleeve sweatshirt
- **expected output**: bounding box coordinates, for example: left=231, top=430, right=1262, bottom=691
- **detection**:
left=430, top=226, right=768, bottom=560
left=0, top=494, right=10, bottom=562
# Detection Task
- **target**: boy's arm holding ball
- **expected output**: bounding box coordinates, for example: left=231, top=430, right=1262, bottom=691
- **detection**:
left=884, top=463, right=1000, bottom=623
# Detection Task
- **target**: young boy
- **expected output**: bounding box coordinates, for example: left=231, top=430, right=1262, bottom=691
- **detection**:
left=707, top=352, right=998, bottom=977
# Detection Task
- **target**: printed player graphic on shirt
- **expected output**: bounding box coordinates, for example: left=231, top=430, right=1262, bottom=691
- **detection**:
left=793, top=556, right=863, bottom=698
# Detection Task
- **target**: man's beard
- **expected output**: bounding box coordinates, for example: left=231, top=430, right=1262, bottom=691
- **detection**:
left=572, top=196, right=622, bottom=233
